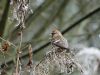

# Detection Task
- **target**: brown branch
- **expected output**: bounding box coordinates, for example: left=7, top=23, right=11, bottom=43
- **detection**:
left=15, top=31, right=23, bottom=75
left=27, top=44, right=33, bottom=68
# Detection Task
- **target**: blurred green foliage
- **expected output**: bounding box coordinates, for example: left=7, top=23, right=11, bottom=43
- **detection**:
left=0, top=0, right=100, bottom=75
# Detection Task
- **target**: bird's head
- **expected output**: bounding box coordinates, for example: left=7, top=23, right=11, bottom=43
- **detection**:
left=51, top=28, right=62, bottom=40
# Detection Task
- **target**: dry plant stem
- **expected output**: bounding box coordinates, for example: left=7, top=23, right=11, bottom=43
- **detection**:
left=16, top=51, right=20, bottom=75
left=27, top=44, right=33, bottom=68
left=0, top=37, right=16, bottom=66
left=21, top=44, right=29, bottom=51
left=15, top=31, right=23, bottom=75
left=2, top=52, right=7, bottom=66
left=28, top=44, right=33, bottom=62
left=0, top=49, right=6, bottom=65
left=19, top=31, right=23, bottom=50
left=0, top=37, right=17, bottom=48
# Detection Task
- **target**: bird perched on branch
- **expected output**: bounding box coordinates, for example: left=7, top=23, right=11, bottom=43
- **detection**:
left=51, top=28, right=69, bottom=52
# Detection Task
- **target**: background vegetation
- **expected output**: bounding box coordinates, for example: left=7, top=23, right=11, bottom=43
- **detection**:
left=0, top=0, right=100, bottom=75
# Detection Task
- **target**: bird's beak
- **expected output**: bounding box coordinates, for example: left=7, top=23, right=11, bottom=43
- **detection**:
left=49, top=33, right=52, bottom=36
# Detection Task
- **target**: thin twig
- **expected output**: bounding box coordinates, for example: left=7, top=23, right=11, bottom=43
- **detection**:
left=2, top=52, right=7, bottom=66
left=19, top=31, right=23, bottom=50
left=16, top=51, right=20, bottom=75
left=15, top=31, right=23, bottom=75
left=0, top=37, right=17, bottom=48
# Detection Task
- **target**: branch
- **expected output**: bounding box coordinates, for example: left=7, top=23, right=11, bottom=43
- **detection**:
left=62, top=7, right=100, bottom=34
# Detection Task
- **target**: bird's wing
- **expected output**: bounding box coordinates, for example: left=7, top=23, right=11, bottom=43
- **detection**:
left=53, top=39, right=68, bottom=49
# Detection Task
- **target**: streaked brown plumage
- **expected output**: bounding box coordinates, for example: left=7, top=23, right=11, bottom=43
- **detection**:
left=51, top=29, right=69, bottom=50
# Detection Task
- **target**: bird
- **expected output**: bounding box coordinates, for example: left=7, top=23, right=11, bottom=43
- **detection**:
left=51, top=28, right=69, bottom=51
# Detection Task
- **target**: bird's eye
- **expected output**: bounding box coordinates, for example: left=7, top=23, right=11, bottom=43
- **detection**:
left=51, top=32, right=56, bottom=35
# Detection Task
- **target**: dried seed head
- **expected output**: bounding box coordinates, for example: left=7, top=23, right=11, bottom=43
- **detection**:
left=11, top=0, right=32, bottom=29
left=2, top=41, right=11, bottom=52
